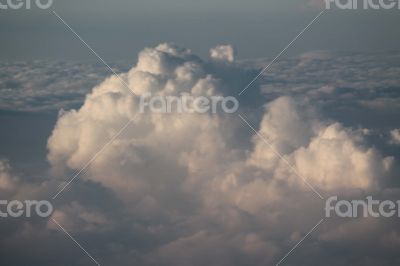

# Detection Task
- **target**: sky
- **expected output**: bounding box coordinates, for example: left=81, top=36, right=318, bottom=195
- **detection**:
left=0, top=0, right=399, bottom=60
left=1, top=1, right=400, bottom=266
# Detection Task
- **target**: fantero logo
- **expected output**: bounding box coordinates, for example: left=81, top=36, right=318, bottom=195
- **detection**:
left=0, top=0, right=53, bottom=10
left=325, top=196, right=400, bottom=218
left=0, top=200, right=53, bottom=218
left=325, top=0, right=400, bottom=9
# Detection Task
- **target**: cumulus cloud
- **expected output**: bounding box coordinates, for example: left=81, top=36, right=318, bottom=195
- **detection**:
left=389, top=129, right=400, bottom=145
left=249, top=96, right=394, bottom=191
left=47, top=43, right=244, bottom=201
left=2, top=44, right=400, bottom=265
left=0, top=159, right=17, bottom=191
left=43, top=43, right=288, bottom=265
left=210, top=45, right=236, bottom=63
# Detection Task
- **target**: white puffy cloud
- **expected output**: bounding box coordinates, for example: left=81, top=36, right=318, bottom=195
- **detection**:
left=291, top=123, right=393, bottom=190
left=47, top=44, right=241, bottom=205
left=249, top=96, right=394, bottom=191
left=249, top=96, right=319, bottom=168
left=43, top=43, right=291, bottom=265
left=210, top=45, right=236, bottom=63
left=389, top=129, right=400, bottom=145
left=0, top=159, right=17, bottom=191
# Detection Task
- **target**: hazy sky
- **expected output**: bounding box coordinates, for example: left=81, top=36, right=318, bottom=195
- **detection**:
left=1, top=0, right=399, bottom=60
